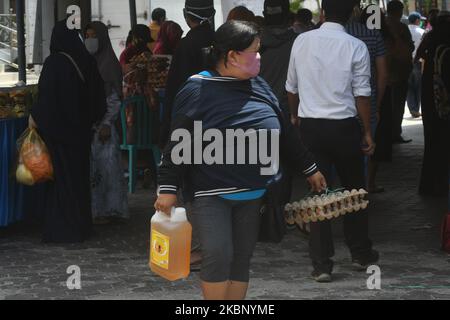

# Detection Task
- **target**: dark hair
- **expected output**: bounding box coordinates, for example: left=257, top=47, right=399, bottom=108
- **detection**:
left=125, top=30, right=133, bottom=47
left=322, top=0, right=358, bottom=24
left=387, top=0, right=404, bottom=15
left=408, top=15, right=420, bottom=24
left=132, top=24, right=153, bottom=47
left=209, top=20, right=260, bottom=68
left=227, top=6, right=255, bottom=22
left=152, top=8, right=166, bottom=23
left=297, top=8, right=313, bottom=25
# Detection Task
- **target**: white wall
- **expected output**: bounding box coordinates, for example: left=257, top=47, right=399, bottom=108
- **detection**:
left=150, top=0, right=223, bottom=35
left=91, top=0, right=136, bottom=58
left=91, top=0, right=224, bottom=58
left=33, top=0, right=324, bottom=61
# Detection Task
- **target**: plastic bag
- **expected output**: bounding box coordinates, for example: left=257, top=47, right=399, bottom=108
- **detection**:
left=16, top=128, right=53, bottom=186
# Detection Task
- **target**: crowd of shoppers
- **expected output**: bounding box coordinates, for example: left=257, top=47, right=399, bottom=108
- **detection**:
left=24, top=0, right=450, bottom=300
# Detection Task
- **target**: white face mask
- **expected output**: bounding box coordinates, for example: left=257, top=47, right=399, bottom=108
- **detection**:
left=85, top=38, right=99, bottom=55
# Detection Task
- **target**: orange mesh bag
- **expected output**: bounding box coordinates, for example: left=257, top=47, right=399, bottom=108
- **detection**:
left=16, top=128, right=53, bottom=185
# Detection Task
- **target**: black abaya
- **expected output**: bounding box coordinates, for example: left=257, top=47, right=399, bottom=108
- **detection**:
left=31, top=20, right=106, bottom=243
left=417, top=32, right=450, bottom=197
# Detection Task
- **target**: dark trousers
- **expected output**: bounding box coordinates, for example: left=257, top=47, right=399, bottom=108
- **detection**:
left=407, top=62, right=422, bottom=114
left=299, top=118, right=373, bottom=273
left=191, top=197, right=262, bottom=283
left=391, top=81, right=409, bottom=140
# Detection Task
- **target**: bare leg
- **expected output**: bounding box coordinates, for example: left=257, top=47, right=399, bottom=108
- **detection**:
left=225, top=281, right=249, bottom=300
left=201, top=281, right=229, bottom=300
left=190, top=250, right=202, bottom=265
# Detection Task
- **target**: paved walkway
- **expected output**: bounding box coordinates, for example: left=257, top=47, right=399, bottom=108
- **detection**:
left=1, top=112, right=449, bottom=300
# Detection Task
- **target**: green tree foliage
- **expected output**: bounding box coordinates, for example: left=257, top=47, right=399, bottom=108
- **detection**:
left=290, top=0, right=305, bottom=12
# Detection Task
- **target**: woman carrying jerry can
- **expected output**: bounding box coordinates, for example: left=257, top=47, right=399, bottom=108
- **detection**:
left=154, top=20, right=326, bottom=300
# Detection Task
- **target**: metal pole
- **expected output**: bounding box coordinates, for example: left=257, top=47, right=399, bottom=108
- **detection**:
left=16, top=0, right=26, bottom=84
left=129, top=0, right=137, bottom=28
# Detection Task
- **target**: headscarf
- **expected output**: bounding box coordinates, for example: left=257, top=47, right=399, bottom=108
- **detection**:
left=50, top=19, right=92, bottom=81
left=85, top=21, right=123, bottom=96
left=132, top=24, right=153, bottom=51
left=120, top=24, right=153, bottom=65
left=34, top=19, right=106, bottom=141
left=153, top=21, right=184, bottom=55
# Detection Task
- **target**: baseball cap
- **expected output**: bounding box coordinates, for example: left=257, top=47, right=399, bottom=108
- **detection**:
left=264, top=0, right=290, bottom=16
left=408, top=11, right=425, bottom=23
left=184, top=0, right=216, bottom=20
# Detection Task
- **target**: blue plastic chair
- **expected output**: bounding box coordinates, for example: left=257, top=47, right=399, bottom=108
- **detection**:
left=120, top=96, right=161, bottom=194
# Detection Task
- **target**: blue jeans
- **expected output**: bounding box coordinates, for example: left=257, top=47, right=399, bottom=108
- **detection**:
left=407, top=62, right=422, bottom=114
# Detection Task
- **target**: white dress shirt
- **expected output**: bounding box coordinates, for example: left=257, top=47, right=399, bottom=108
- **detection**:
left=408, top=24, right=425, bottom=58
left=286, top=22, right=371, bottom=120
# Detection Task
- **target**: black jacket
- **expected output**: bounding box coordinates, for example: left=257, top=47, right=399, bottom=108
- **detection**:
left=260, top=26, right=297, bottom=113
left=158, top=72, right=318, bottom=201
left=160, top=23, right=215, bottom=148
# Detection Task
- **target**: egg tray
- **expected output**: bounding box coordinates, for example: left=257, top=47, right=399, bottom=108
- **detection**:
left=284, top=189, right=369, bottom=224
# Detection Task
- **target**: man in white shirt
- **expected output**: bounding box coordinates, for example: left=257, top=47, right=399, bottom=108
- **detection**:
left=407, top=12, right=426, bottom=118
left=286, top=0, right=378, bottom=283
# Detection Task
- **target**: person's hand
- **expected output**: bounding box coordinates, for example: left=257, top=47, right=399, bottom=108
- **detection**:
left=154, top=194, right=177, bottom=216
left=28, top=115, right=37, bottom=129
left=291, top=115, right=299, bottom=127
left=98, top=125, right=111, bottom=144
left=362, top=133, right=376, bottom=156
left=307, top=171, right=327, bottom=193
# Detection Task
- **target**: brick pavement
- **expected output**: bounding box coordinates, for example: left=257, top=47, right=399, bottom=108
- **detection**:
left=1, top=115, right=449, bottom=300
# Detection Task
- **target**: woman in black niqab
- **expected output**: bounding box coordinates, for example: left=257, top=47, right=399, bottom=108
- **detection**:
left=416, top=15, right=450, bottom=197
left=30, top=19, right=106, bottom=243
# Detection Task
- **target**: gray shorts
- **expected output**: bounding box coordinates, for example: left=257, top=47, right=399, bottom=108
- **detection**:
left=191, top=196, right=263, bottom=283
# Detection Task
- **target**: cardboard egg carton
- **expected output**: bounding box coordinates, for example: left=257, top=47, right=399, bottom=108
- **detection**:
left=285, top=189, right=369, bottom=224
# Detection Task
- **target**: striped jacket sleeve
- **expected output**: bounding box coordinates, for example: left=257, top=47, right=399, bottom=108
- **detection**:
left=157, top=113, right=194, bottom=195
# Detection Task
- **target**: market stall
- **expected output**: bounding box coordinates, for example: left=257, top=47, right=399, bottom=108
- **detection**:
left=0, top=85, right=36, bottom=227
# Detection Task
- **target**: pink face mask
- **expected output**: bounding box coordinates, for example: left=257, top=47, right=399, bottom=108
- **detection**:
left=231, top=51, right=261, bottom=78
